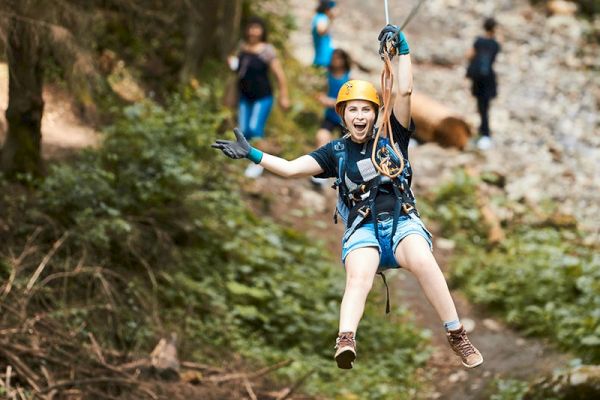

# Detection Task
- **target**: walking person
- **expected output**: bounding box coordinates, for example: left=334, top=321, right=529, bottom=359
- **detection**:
left=229, top=17, right=290, bottom=178
left=214, top=25, right=483, bottom=370
left=466, top=17, right=501, bottom=150
left=311, top=48, right=351, bottom=188
left=312, top=0, right=337, bottom=68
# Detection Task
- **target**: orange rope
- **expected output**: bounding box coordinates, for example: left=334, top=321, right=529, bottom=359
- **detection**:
left=371, top=52, right=404, bottom=179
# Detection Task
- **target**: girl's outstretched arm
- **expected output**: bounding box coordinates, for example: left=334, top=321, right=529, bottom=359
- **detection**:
left=212, top=128, right=324, bottom=178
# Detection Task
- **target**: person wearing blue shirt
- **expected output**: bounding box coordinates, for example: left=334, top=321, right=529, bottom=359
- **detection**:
left=312, top=0, right=336, bottom=67
left=312, top=49, right=351, bottom=188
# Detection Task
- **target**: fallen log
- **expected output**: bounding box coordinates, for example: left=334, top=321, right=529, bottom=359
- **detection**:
left=411, top=91, right=472, bottom=149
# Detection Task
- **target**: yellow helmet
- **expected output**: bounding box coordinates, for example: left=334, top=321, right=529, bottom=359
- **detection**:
left=335, top=80, right=381, bottom=118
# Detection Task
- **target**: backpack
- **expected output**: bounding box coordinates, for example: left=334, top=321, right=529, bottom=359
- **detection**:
left=467, top=50, right=493, bottom=81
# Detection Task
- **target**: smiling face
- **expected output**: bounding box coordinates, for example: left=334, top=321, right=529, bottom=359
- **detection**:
left=343, top=100, right=377, bottom=143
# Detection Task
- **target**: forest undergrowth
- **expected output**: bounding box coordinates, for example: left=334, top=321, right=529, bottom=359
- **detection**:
left=0, top=62, right=431, bottom=398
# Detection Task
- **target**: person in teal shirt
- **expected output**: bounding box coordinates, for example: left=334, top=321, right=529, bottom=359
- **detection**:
left=312, top=0, right=336, bottom=67
left=311, top=48, right=351, bottom=188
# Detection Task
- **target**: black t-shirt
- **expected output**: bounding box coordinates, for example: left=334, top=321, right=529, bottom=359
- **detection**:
left=238, top=44, right=276, bottom=100
left=309, top=113, right=415, bottom=226
left=468, top=37, right=501, bottom=98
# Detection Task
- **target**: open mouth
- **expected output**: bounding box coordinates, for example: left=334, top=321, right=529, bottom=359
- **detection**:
left=353, top=122, right=367, bottom=132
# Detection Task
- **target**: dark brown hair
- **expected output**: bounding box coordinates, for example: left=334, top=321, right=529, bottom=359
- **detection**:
left=244, top=16, right=268, bottom=42
left=329, top=49, right=352, bottom=73
left=484, top=18, right=497, bottom=32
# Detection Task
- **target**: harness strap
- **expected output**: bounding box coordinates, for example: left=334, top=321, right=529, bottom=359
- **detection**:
left=391, top=184, right=402, bottom=247
left=378, top=272, right=391, bottom=314
left=332, top=138, right=348, bottom=225
left=371, top=186, right=379, bottom=240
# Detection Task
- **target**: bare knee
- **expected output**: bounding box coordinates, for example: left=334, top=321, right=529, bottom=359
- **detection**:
left=404, top=254, right=439, bottom=276
left=346, top=273, right=375, bottom=292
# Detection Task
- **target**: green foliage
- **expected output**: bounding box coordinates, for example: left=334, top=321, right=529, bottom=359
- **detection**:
left=425, top=171, right=600, bottom=363
left=490, top=379, right=529, bottom=400
left=238, top=305, right=430, bottom=399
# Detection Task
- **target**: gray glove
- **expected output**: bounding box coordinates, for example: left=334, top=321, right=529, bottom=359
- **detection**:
left=378, top=24, right=410, bottom=56
left=211, top=128, right=251, bottom=159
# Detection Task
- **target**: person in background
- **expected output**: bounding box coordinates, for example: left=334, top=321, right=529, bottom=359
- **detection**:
left=466, top=17, right=501, bottom=151
left=311, top=48, right=351, bottom=189
left=312, top=0, right=337, bottom=68
left=228, top=17, right=290, bottom=178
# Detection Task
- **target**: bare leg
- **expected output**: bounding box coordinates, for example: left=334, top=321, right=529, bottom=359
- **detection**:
left=339, top=247, right=380, bottom=333
left=394, top=235, right=459, bottom=323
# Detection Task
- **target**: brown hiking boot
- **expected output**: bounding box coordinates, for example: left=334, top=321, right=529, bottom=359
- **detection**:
left=334, top=331, right=356, bottom=369
left=446, top=325, right=484, bottom=368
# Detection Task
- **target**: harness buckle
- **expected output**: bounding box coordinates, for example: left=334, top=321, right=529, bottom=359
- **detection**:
left=358, top=206, right=370, bottom=218
left=402, top=203, right=415, bottom=214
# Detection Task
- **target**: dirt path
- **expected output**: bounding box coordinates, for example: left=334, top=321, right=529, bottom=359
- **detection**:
left=0, top=63, right=99, bottom=159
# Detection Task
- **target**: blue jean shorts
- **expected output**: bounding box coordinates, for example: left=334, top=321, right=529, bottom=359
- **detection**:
left=341, top=213, right=433, bottom=271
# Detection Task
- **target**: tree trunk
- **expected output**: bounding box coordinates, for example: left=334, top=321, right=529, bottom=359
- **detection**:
left=216, top=0, right=243, bottom=60
left=179, top=0, right=243, bottom=83
left=1, top=16, right=45, bottom=177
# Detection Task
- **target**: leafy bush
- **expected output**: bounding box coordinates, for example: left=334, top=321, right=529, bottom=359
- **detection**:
left=424, top=171, right=600, bottom=363
left=490, top=379, right=529, bottom=400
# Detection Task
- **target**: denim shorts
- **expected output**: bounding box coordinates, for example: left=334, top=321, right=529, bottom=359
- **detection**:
left=341, top=213, right=433, bottom=271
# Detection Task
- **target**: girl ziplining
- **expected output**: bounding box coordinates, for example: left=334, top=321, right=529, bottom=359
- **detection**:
left=212, top=24, right=483, bottom=370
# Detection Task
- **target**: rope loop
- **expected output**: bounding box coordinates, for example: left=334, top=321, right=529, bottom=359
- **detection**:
left=371, top=52, right=404, bottom=179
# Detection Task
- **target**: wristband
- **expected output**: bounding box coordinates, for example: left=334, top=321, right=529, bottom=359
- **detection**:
left=397, top=31, right=410, bottom=55
left=247, top=147, right=264, bottom=164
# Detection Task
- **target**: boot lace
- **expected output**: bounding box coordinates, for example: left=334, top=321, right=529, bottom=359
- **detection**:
left=335, top=332, right=355, bottom=349
left=449, top=329, right=476, bottom=357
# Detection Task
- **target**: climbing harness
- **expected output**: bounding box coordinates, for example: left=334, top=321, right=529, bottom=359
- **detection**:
left=330, top=136, right=419, bottom=314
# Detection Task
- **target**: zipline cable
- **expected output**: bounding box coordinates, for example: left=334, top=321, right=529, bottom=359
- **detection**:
left=399, top=0, right=427, bottom=30
left=384, top=0, right=390, bottom=25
